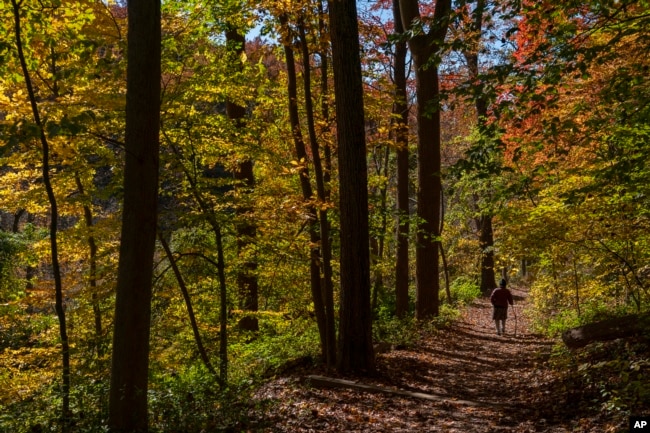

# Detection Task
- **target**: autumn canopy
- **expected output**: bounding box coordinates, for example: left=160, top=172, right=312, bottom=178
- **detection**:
left=0, top=0, right=649, bottom=431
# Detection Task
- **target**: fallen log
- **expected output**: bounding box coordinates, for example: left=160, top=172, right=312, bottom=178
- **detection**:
left=562, top=314, right=650, bottom=349
left=305, top=375, right=504, bottom=408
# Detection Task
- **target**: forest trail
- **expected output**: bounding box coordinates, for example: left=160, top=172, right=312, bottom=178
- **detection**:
left=248, top=287, right=590, bottom=432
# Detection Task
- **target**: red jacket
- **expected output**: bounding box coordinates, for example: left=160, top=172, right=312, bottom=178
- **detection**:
left=490, top=287, right=513, bottom=308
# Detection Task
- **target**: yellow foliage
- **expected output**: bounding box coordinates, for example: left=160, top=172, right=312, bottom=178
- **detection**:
left=0, top=347, right=58, bottom=406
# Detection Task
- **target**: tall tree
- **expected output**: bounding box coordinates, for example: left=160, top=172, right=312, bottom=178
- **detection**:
left=279, top=13, right=332, bottom=365
left=329, top=0, right=375, bottom=374
left=297, top=18, right=337, bottom=368
left=461, top=0, right=497, bottom=294
left=399, top=0, right=451, bottom=319
left=108, top=0, right=161, bottom=430
left=392, top=0, right=410, bottom=318
left=225, top=25, right=260, bottom=332
left=316, top=1, right=337, bottom=367
left=10, top=0, right=71, bottom=424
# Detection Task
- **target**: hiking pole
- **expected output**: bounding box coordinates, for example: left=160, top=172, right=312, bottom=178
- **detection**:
left=512, top=304, right=518, bottom=337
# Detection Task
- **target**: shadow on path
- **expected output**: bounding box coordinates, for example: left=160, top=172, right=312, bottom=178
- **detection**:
left=251, top=287, right=576, bottom=432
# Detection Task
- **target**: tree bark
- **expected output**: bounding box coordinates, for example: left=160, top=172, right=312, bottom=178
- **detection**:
left=108, top=0, right=161, bottom=430
left=12, top=209, right=24, bottom=234
left=562, top=314, right=650, bottom=349
left=393, top=0, right=410, bottom=318
left=463, top=0, right=496, bottom=295
left=477, top=214, right=496, bottom=293
left=214, top=222, right=229, bottom=385
left=399, top=0, right=451, bottom=320
left=329, top=0, right=375, bottom=374
left=414, top=62, right=442, bottom=319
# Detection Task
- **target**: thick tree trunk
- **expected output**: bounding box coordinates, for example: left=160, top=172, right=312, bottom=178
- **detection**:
left=414, top=60, right=441, bottom=319
left=234, top=158, right=259, bottom=332
left=329, top=0, right=375, bottom=374
left=317, top=4, right=337, bottom=367
left=226, top=27, right=259, bottom=332
left=562, top=314, right=650, bottom=349
left=393, top=0, right=410, bottom=319
left=478, top=214, right=496, bottom=293
left=399, top=0, right=451, bottom=320
left=12, top=209, right=24, bottom=233
left=108, top=0, right=161, bottom=430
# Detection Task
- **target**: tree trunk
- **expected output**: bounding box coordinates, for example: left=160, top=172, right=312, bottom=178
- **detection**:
left=329, top=0, right=375, bottom=374
left=562, top=314, right=650, bottom=349
left=12, top=209, right=24, bottom=233
left=166, top=138, right=230, bottom=385
left=317, top=0, right=332, bottom=191
left=11, top=0, right=71, bottom=425
left=108, top=0, right=161, bottom=430
left=75, top=175, right=103, bottom=357
left=438, top=190, right=452, bottom=303
left=414, top=61, right=441, bottom=319
left=226, top=27, right=259, bottom=332
left=399, top=0, right=451, bottom=320
left=158, top=233, right=220, bottom=380
left=317, top=3, right=337, bottom=367
left=463, top=0, right=497, bottom=294
left=214, top=223, right=229, bottom=385
left=477, top=214, right=496, bottom=293
left=25, top=213, right=35, bottom=290
left=298, top=22, right=337, bottom=368
left=572, top=257, right=581, bottom=317
left=393, top=0, right=410, bottom=319
left=280, top=17, right=330, bottom=365
left=371, top=146, right=390, bottom=313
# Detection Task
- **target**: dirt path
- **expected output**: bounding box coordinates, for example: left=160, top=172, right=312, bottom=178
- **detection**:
left=248, top=287, right=576, bottom=432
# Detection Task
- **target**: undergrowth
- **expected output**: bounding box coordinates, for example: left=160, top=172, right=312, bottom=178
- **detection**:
left=373, top=277, right=480, bottom=348
left=529, top=291, right=650, bottom=429
left=535, top=299, right=644, bottom=338
left=0, top=313, right=321, bottom=433
left=547, top=337, right=650, bottom=429
left=1, top=279, right=481, bottom=432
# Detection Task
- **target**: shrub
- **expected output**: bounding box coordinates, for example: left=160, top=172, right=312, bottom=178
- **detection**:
left=441, top=276, right=481, bottom=306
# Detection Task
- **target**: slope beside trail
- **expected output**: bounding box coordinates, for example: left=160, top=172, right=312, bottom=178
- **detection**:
left=247, top=287, right=591, bottom=432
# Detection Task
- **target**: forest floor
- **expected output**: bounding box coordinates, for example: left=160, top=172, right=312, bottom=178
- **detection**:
left=245, top=287, right=627, bottom=432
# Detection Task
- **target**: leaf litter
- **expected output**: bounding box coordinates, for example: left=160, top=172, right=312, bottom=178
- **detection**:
left=244, top=287, right=630, bottom=432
